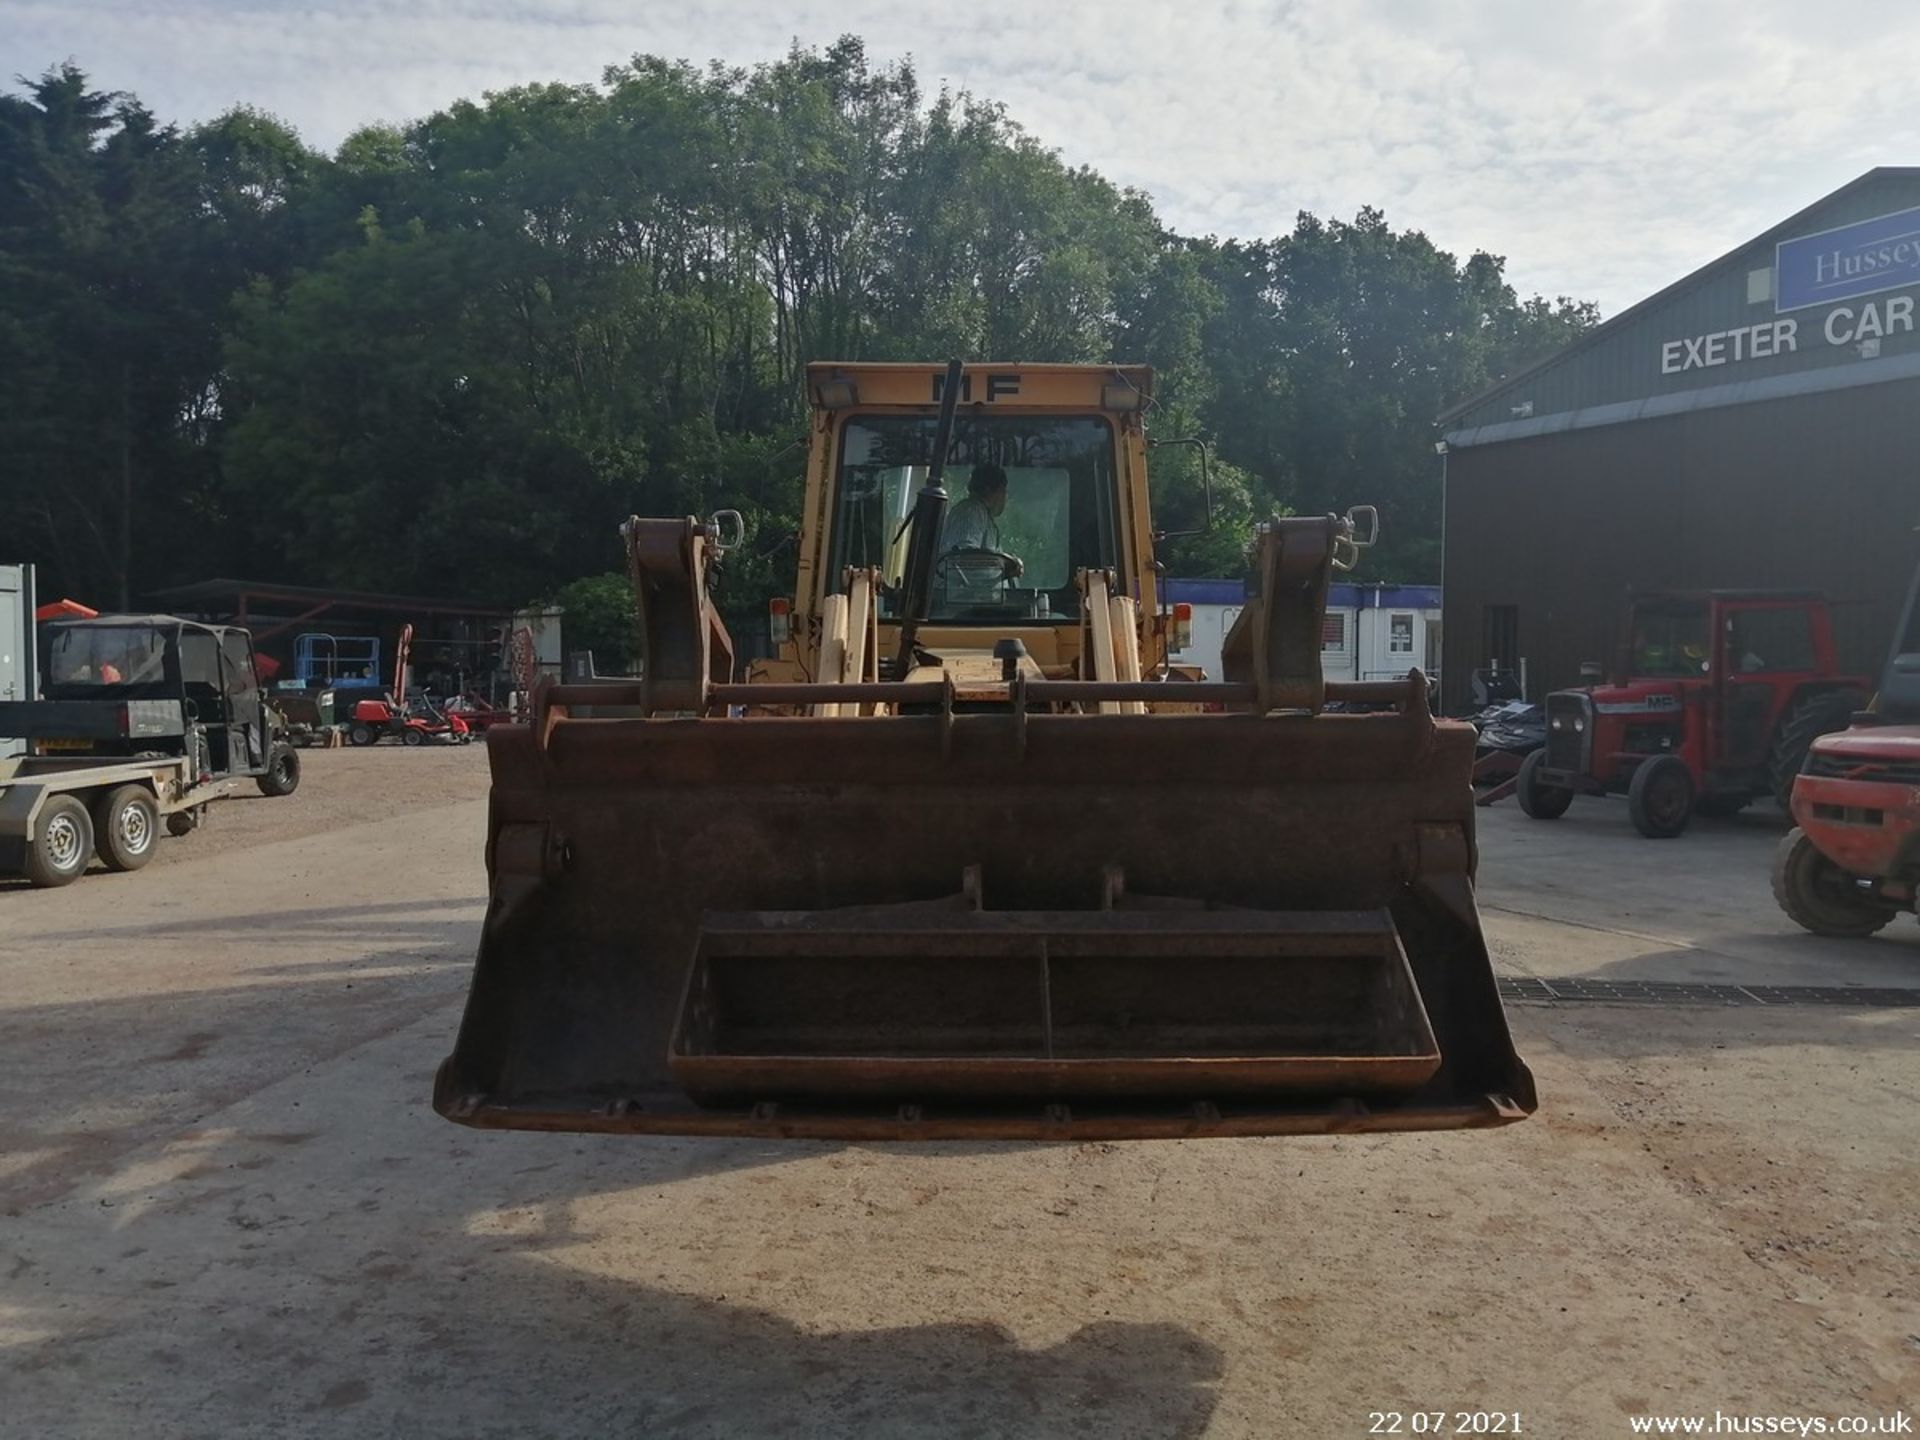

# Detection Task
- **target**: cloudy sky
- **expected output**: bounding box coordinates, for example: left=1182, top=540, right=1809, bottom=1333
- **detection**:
left=10, top=0, right=1920, bottom=314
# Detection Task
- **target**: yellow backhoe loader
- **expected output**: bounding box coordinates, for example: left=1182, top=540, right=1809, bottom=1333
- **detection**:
left=435, top=360, right=1534, bottom=1141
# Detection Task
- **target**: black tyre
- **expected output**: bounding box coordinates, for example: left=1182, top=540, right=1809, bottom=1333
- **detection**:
left=401, top=727, right=425, bottom=747
left=1771, top=827, right=1895, bottom=938
left=1515, top=750, right=1574, bottom=819
left=25, top=795, right=94, bottom=887
left=257, top=743, right=301, bottom=797
left=1769, top=688, right=1869, bottom=810
left=165, top=808, right=200, bottom=838
left=91, top=784, right=159, bottom=872
left=347, top=722, right=377, bottom=747
left=1628, top=754, right=1694, bottom=838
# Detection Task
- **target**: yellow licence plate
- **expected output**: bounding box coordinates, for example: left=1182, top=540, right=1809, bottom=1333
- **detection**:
left=39, top=738, right=93, bottom=753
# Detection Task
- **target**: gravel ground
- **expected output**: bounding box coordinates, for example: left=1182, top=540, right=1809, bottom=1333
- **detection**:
left=1, top=748, right=1914, bottom=1438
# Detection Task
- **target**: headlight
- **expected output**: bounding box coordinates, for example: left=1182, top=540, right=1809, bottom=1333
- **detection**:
left=1572, top=716, right=1586, bottom=733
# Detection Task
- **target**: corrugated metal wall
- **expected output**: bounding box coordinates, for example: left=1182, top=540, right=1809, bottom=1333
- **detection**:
left=1441, top=378, right=1920, bottom=712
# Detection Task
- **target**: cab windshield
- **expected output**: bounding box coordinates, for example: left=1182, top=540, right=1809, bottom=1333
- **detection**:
left=1630, top=600, right=1709, bottom=677
left=829, top=414, right=1119, bottom=624
left=48, top=626, right=169, bottom=687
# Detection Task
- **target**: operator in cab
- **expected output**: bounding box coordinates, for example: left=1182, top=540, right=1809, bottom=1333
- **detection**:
left=940, top=462, right=1024, bottom=592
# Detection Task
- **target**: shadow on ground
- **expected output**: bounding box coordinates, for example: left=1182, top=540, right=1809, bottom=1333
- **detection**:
left=6, top=1103, right=1220, bottom=1438
left=2, top=895, right=488, bottom=944
left=372, top=1258, right=1225, bottom=1438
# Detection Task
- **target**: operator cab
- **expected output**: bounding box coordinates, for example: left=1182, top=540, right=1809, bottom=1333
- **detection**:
left=827, top=411, right=1120, bottom=626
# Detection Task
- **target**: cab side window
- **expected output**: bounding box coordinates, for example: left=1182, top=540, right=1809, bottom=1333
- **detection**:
left=178, top=631, right=222, bottom=707
left=221, top=633, right=257, bottom=697
left=1726, top=610, right=1814, bottom=674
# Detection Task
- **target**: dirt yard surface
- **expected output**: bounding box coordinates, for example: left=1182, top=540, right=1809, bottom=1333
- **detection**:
left=2, top=752, right=1915, bottom=1438
left=73, top=741, right=490, bottom=871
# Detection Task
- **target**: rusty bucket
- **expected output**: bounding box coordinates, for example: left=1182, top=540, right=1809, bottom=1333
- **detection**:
left=435, top=688, right=1535, bottom=1141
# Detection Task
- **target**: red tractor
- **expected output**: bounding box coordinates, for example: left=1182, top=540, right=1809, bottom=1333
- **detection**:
left=1516, top=590, right=1870, bottom=838
left=1773, top=566, right=1920, bottom=937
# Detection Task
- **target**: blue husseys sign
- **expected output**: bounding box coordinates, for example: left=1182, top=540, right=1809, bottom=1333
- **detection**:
left=1776, top=205, right=1920, bottom=312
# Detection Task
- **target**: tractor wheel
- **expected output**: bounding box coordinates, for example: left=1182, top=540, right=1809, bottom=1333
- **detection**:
left=1515, top=750, right=1574, bottom=819
left=1771, top=828, right=1896, bottom=938
left=1768, top=688, right=1869, bottom=810
left=91, top=785, right=159, bottom=872
left=1628, top=755, right=1695, bottom=838
left=347, top=722, right=377, bottom=747
left=257, top=743, right=302, bottom=798
left=25, top=795, right=94, bottom=887
left=401, top=727, right=426, bottom=747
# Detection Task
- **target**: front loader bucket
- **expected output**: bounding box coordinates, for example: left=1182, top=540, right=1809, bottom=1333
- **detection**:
left=435, top=694, right=1535, bottom=1140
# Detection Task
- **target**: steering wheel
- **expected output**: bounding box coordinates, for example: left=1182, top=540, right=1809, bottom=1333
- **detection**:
left=936, top=547, right=1023, bottom=586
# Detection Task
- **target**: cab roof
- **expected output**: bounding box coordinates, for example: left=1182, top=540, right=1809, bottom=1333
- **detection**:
left=45, top=613, right=251, bottom=642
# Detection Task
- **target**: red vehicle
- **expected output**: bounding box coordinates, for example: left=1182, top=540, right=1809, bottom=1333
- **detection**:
left=1516, top=590, right=1870, bottom=838
left=1773, top=566, right=1920, bottom=936
left=344, top=694, right=471, bottom=747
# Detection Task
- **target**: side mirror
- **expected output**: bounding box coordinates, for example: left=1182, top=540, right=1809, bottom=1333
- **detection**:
left=1333, top=506, right=1381, bottom=572
left=706, top=509, right=745, bottom=553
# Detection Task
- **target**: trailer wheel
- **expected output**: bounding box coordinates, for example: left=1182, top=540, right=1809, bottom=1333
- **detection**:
left=1769, top=688, right=1869, bottom=810
left=92, top=784, right=159, bottom=872
left=25, top=795, right=94, bottom=887
left=1771, top=828, right=1896, bottom=937
left=166, top=807, right=201, bottom=838
left=1515, top=750, right=1573, bottom=819
left=348, top=723, right=377, bottom=746
left=257, top=743, right=302, bottom=797
left=1628, top=755, right=1694, bottom=838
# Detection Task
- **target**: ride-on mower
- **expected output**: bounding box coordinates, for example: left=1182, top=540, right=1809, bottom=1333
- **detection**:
left=344, top=694, right=471, bottom=747
left=1773, top=563, right=1920, bottom=936
left=1516, top=590, right=1869, bottom=838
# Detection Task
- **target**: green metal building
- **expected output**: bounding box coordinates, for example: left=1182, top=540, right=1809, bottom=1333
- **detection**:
left=1437, top=167, right=1920, bottom=712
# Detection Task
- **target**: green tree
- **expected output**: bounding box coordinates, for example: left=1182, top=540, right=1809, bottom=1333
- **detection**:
left=552, top=573, right=639, bottom=670
left=1190, top=209, right=1596, bottom=579
left=2, top=49, right=1596, bottom=618
left=0, top=65, right=229, bottom=607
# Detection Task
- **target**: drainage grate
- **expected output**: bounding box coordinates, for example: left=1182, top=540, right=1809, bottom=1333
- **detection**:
left=1498, top=977, right=1920, bottom=1008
